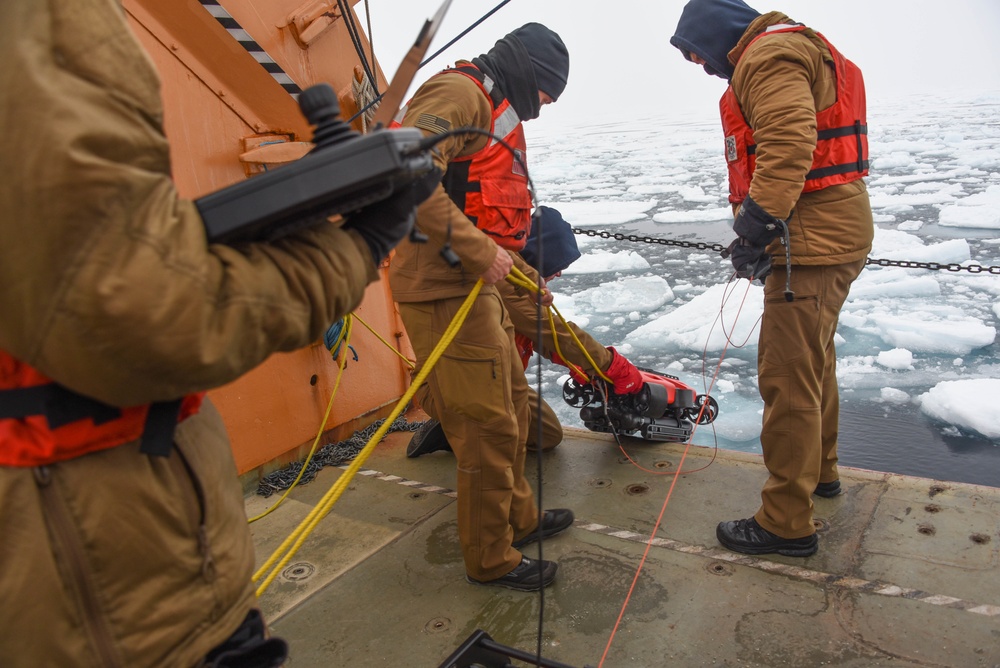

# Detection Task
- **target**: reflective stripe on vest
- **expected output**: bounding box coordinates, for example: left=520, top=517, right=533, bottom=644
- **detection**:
left=0, top=350, right=203, bottom=466
left=395, top=64, right=533, bottom=251
left=720, top=26, right=869, bottom=204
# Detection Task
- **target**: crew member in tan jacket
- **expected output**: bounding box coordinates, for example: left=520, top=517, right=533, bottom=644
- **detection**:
left=671, top=0, right=874, bottom=557
left=0, top=0, right=429, bottom=665
left=390, top=24, right=576, bottom=591
left=405, top=206, right=644, bottom=458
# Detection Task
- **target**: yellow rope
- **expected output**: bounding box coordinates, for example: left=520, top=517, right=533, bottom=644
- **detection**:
left=246, top=317, right=354, bottom=523
left=253, top=280, right=485, bottom=596
left=549, top=304, right=613, bottom=383
left=506, top=267, right=613, bottom=384
left=352, top=312, right=416, bottom=369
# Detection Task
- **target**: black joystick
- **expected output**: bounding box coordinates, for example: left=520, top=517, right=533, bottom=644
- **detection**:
left=298, top=85, right=355, bottom=150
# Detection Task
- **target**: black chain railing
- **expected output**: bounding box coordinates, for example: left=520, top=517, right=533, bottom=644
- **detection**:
left=573, top=228, right=1000, bottom=275
left=574, top=228, right=728, bottom=253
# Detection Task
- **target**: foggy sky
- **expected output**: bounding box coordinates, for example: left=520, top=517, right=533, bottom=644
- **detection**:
left=363, top=0, right=1000, bottom=129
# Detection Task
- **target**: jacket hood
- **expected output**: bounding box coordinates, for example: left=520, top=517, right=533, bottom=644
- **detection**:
left=670, top=0, right=761, bottom=79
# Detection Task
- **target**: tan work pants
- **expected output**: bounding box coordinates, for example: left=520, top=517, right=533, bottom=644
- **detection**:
left=400, top=293, right=538, bottom=580
left=525, top=386, right=563, bottom=451
left=754, top=259, right=866, bottom=538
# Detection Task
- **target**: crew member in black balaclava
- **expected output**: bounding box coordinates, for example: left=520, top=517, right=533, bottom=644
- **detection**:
left=389, top=23, right=574, bottom=593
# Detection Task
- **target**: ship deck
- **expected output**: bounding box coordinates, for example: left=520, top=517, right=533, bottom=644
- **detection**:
left=246, top=410, right=1000, bottom=667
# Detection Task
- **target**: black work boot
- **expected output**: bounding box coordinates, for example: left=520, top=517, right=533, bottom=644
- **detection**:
left=813, top=480, right=842, bottom=498
left=716, top=517, right=818, bottom=557
left=406, top=419, right=452, bottom=458
left=466, top=556, right=558, bottom=591
left=512, top=509, right=575, bottom=549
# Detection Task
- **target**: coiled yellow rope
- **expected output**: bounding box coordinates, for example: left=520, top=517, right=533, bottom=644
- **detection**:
left=253, top=280, right=484, bottom=596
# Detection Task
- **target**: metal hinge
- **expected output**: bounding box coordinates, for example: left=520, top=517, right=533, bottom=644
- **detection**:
left=284, top=0, right=343, bottom=48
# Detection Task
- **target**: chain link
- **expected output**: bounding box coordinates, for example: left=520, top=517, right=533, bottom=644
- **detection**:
left=574, top=227, right=728, bottom=253
left=255, top=415, right=424, bottom=497
left=573, top=228, right=1000, bottom=275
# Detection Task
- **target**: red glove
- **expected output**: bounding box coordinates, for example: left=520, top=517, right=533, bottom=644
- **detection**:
left=551, top=351, right=589, bottom=385
left=605, top=347, right=643, bottom=394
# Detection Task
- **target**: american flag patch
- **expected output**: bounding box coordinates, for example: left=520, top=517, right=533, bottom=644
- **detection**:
left=415, top=113, right=452, bottom=135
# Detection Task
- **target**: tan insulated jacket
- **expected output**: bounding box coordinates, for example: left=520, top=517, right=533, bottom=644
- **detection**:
left=0, top=0, right=379, bottom=408
left=499, top=258, right=613, bottom=374
left=0, top=1, right=380, bottom=665
left=389, top=63, right=509, bottom=302
left=729, top=12, right=874, bottom=265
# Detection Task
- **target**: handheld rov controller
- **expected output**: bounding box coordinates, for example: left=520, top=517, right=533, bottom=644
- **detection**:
left=196, top=84, right=434, bottom=244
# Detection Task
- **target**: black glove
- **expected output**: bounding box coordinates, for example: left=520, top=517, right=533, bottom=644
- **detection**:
left=721, top=196, right=791, bottom=281
left=343, top=168, right=441, bottom=264
left=723, top=237, right=773, bottom=281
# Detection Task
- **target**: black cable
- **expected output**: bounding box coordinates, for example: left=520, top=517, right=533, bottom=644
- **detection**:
left=347, top=0, right=513, bottom=126
left=411, top=123, right=550, bottom=665
left=364, top=0, right=376, bottom=83
left=336, top=0, right=380, bottom=96
left=419, top=0, right=513, bottom=68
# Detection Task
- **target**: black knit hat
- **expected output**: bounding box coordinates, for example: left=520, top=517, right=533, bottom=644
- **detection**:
left=521, top=206, right=581, bottom=278
left=509, top=23, right=569, bottom=100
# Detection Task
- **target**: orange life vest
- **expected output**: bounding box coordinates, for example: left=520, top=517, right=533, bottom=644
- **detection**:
left=394, top=64, right=533, bottom=251
left=720, top=25, right=869, bottom=204
left=516, top=333, right=533, bottom=370
left=0, top=350, right=203, bottom=467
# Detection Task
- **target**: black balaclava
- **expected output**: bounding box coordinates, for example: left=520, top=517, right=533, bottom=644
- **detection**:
left=510, top=23, right=569, bottom=101
left=473, top=23, right=568, bottom=121
left=520, top=206, right=581, bottom=279
left=670, top=0, right=761, bottom=80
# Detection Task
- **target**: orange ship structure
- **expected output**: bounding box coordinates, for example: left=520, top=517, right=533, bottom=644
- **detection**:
left=124, top=0, right=413, bottom=482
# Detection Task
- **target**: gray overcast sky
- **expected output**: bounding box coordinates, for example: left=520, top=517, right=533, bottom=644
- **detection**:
left=363, top=0, right=1000, bottom=129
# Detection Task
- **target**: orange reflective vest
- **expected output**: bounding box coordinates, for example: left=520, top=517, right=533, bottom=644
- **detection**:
left=394, top=64, right=533, bottom=251
left=0, top=350, right=203, bottom=467
left=720, top=25, right=869, bottom=204
left=516, top=333, right=533, bottom=370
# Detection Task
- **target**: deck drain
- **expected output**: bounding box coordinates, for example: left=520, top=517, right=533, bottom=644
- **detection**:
left=424, top=617, right=451, bottom=633
left=408, top=491, right=426, bottom=500
left=970, top=533, right=991, bottom=545
left=917, top=523, right=936, bottom=536
left=812, top=517, right=830, bottom=533
left=589, top=478, right=612, bottom=489
left=653, top=460, right=673, bottom=470
left=928, top=484, right=948, bottom=498
left=706, top=561, right=733, bottom=576
left=625, top=483, right=649, bottom=496
left=924, top=504, right=942, bottom=514
left=282, top=562, right=315, bottom=581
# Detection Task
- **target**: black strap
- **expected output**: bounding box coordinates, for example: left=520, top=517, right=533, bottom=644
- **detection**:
left=816, top=122, right=868, bottom=140
left=0, top=384, right=121, bottom=428
left=140, top=400, right=183, bottom=457
left=0, top=384, right=180, bottom=458
left=745, top=122, right=867, bottom=157
left=806, top=159, right=870, bottom=181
